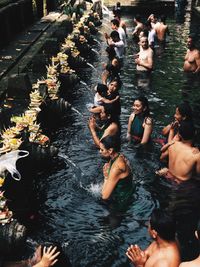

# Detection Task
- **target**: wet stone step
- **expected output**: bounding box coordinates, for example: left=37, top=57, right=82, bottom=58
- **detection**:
left=30, top=21, right=51, bottom=32
left=18, top=31, right=42, bottom=44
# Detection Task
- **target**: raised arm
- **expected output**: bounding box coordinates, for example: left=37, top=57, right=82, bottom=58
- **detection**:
left=88, top=116, right=101, bottom=148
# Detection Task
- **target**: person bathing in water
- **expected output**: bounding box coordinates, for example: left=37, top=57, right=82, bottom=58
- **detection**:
left=157, top=121, right=200, bottom=183
left=162, top=102, right=193, bottom=143
left=89, top=79, right=121, bottom=117
left=127, top=96, right=153, bottom=145
left=100, top=135, right=133, bottom=202
left=135, top=36, right=154, bottom=72
left=126, top=208, right=181, bottom=267
left=88, top=105, right=119, bottom=148
left=183, top=34, right=200, bottom=74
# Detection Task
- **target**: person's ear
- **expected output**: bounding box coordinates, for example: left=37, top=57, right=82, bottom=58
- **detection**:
left=109, top=148, right=114, bottom=155
left=151, top=229, right=158, bottom=239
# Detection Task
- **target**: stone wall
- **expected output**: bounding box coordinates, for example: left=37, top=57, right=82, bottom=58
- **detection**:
left=104, top=0, right=174, bottom=7
left=0, top=0, right=33, bottom=48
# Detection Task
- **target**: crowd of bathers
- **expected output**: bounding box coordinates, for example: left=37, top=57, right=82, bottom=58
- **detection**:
left=88, top=2, right=200, bottom=267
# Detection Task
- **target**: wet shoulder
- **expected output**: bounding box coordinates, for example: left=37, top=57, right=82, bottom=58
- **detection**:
left=145, top=117, right=153, bottom=125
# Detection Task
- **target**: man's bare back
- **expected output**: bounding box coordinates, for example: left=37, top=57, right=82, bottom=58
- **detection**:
left=167, top=141, right=200, bottom=181
left=145, top=241, right=180, bottom=267
left=154, top=22, right=169, bottom=42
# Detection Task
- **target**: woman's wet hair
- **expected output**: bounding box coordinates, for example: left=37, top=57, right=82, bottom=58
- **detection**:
left=40, top=243, right=72, bottom=267
left=178, top=120, right=195, bottom=140
left=150, top=209, right=176, bottom=241
left=177, top=102, right=193, bottom=120
left=134, top=96, right=150, bottom=117
left=100, top=135, right=119, bottom=151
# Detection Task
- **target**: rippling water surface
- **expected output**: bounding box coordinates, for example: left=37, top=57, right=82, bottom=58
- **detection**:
left=27, top=6, right=200, bottom=266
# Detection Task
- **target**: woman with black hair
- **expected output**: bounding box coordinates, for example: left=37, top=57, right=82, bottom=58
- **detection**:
left=100, top=135, right=133, bottom=203
left=162, top=102, right=193, bottom=143
left=127, top=96, right=153, bottom=144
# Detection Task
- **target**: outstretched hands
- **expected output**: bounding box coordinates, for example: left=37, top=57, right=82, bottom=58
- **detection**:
left=126, top=244, right=147, bottom=267
left=33, top=246, right=60, bottom=267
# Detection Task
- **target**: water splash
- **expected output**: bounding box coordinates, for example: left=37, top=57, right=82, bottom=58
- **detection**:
left=58, top=153, right=101, bottom=198
left=91, top=48, right=100, bottom=56
left=80, top=80, right=93, bottom=94
left=93, top=39, right=101, bottom=46
left=71, top=107, right=84, bottom=118
left=87, top=62, right=98, bottom=72
left=58, top=153, right=85, bottom=180
left=102, top=4, right=112, bottom=17
left=86, top=182, right=103, bottom=198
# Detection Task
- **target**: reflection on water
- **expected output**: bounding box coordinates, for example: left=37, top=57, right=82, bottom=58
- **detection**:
left=26, top=5, right=200, bottom=267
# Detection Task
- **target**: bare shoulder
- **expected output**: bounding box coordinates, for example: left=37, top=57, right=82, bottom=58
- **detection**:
left=192, top=147, right=200, bottom=155
left=148, top=48, right=154, bottom=56
left=108, top=122, right=118, bottom=131
left=154, top=259, right=169, bottom=267
left=195, top=49, right=200, bottom=57
left=145, top=117, right=153, bottom=125
left=179, top=262, right=190, bottom=267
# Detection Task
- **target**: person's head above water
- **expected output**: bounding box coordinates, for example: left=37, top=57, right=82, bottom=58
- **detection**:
left=134, top=14, right=142, bottom=23
left=187, top=33, right=198, bottom=50
left=178, top=120, right=195, bottom=141
left=139, top=36, right=149, bottom=49
left=132, top=96, right=150, bottom=117
left=108, top=78, right=120, bottom=93
left=149, top=208, right=176, bottom=242
left=111, top=19, right=120, bottom=29
left=100, top=135, right=119, bottom=158
left=174, top=102, right=193, bottom=122
left=110, top=30, right=120, bottom=42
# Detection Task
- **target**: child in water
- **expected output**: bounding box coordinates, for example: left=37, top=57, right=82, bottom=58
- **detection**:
left=89, top=79, right=121, bottom=116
